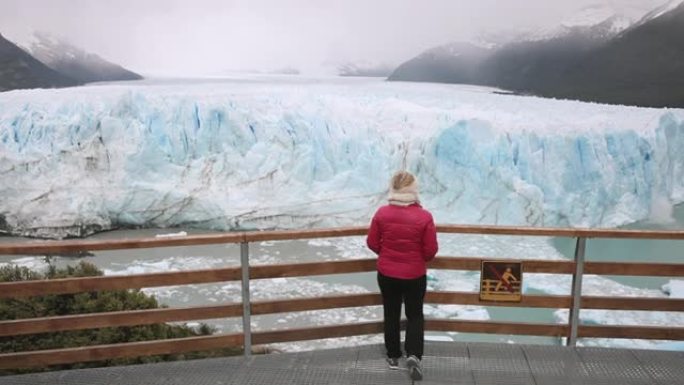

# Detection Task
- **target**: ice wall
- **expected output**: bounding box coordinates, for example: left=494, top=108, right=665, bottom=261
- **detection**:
left=1, top=78, right=683, bottom=238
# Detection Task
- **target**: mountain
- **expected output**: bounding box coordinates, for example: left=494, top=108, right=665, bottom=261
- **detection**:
left=535, top=0, right=684, bottom=107
left=477, top=14, right=631, bottom=92
left=387, top=42, right=491, bottom=83
left=389, top=0, right=684, bottom=108
left=631, top=0, right=684, bottom=28
left=0, top=33, right=80, bottom=92
left=27, top=32, right=142, bottom=83
left=521, top=3, right=646, bottom=42
left=337, top=62, right=395, bottom=77
left=387, top=13, right=624, bottom=86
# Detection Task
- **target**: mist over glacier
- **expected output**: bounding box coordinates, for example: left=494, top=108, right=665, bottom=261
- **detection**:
left=1, top=76, right=683, bottom=238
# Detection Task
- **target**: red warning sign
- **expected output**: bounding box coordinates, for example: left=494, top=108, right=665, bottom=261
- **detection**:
left=480, top=261, right=523, bottom=302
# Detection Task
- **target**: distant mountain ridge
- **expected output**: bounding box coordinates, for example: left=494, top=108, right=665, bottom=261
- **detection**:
left=28, top=32, right=142, bottom=84
left=337, top=61, right=395, bottom=77
left=0, top=33, right=79, bottom=92
left=389, top=0, right=684, bottom=108
left=388, top=9, right=631, bottom=86
left=0, top=32, right=142, bottom=92
left=542, top=0, right=684, bottom=107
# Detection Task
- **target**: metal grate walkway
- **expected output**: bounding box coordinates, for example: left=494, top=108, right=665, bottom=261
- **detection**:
left=1, top=341, right=683, bottom=385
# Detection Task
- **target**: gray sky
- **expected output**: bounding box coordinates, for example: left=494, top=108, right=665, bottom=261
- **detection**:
left=0, top=0, right=671, bottom=76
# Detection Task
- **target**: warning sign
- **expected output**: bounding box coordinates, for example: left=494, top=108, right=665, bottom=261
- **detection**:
left=479, top=261, right=523, bottom=302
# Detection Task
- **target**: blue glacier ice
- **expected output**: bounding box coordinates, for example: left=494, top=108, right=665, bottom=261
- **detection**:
left=0, top=76, right=683, bottom=238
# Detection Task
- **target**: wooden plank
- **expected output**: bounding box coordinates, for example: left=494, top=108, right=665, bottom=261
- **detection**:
left=582, top=296, right=684, bottom=311
left=251, top=257, right=574, bottom=278
left=579, top=325, right=684, bottom=340
left=0, top=333, right=244, bottom=369
left=2, top=225, right=681, bottom=256
left=0, top=267, right=241, bottom=298
left=244, top=227, right=367, bottom=242
left=0, top=304, right=243, bottom=336
left=5, top=293, right=679, bottom=338
left=0, top=227, right=368, bottom=256
left=428, top=258, right=481, bottom=270
left=250, top=259, right=376, bottom=279
left=585, top=262, right=684, bottom=277
left=251, top=322, right=385, bottom=344
left=436, top=224, right=684, bottom=240
left=251, top=294, right=382, bottom=315
left=430, top=258, right=575, bottom=274
left=0, top=232, right=247, bottom=256
left=518, top=260, right=576, bottom=274
left=425, top=319, right=568, bottom=337
left=426, top=291, right=571, bottom=308
left=436, top=225, right=581, bottom=237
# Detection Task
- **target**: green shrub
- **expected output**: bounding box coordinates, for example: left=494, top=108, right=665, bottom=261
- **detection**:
left=0, top=261, right=241, bottom=375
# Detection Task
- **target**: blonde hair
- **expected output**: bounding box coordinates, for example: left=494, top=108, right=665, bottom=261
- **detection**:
left=388, top=171, right=419, bottom=206
left=391, top=171, right=416, bottom=191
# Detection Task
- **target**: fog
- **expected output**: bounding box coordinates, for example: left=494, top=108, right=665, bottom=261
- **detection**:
left=0, top=0, right=673, bottom=76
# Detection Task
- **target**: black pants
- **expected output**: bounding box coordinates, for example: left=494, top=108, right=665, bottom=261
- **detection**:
left=377, top=272, right=427, bottom=360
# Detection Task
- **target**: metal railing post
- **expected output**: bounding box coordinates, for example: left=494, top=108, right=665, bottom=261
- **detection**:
left=240, top=241, right=252, bottom=357
left=567, top=237, right=586, bottom=346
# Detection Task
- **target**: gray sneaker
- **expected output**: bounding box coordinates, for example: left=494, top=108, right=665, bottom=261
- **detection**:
left=406, top=355, right=423, bottom=381
left=386, top=357, right=399, bottom=370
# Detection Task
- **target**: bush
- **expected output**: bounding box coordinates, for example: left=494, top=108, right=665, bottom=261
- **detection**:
left=0, top=261, right=241, bottom=375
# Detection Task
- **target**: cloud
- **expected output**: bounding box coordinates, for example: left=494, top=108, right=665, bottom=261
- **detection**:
left=0, top=0, right=673, bottom=76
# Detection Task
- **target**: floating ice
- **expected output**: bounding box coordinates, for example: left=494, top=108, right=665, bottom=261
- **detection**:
left=662, top=279, right=684, bottom=298
left=0, top=256, right=49, bottom=272
left=155, top=231, right=188, bottom=238
left=103, top=255, right=225, bottom=276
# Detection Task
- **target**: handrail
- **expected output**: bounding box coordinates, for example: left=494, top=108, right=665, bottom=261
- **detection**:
left=1, top=225, right=683, bottom=255
left=435, top=225, right=684, bottom=239
left=0, top=227, right=368, bottom=255
left=0, top=267, right=242, bottom=298
left=0, top=304, right=244, bottom=336
left=0, top=224, right=683, bottom=370
left=0, top=334, right=245, bottom=369
left=3, top=258, right=681, bottom=299
left=5, top=292, right=682, bottom=338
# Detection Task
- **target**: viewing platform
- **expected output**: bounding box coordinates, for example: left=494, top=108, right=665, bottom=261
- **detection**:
left=2, top=341, right=683, bottom=385
left=0, top=225, right=682, bottom=383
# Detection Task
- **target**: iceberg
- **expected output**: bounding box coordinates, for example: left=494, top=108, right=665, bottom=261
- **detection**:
left=1, top=77, right=683, bottom=238
left=663, top=279, right=684, bottom=298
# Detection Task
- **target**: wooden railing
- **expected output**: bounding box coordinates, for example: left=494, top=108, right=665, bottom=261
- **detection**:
left=0, top=225, right=683, bottom=369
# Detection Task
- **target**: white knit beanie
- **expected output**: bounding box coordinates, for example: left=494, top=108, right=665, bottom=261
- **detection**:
left=388, top=172, right=419, bottom=206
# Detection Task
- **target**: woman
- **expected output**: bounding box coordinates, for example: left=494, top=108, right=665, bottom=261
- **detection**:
left=366, top=171, right=438, bottom=381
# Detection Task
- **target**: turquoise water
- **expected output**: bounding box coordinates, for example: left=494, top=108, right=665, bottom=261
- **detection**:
left=552, top=204, right=684, bottom=290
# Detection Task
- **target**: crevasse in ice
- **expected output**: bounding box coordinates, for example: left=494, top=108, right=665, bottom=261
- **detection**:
left=1, top=77, right=683, bottom=238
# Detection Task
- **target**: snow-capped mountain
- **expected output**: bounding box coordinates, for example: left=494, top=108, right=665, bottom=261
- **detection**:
left=469, top=0, right=677, bottom=49
left=634, top=0, right=684, bottom=25
left=518, top=0, right=677, bottom=42
left=0, top=33, right=79, bottom=92
left=27, top=32, right=142, bottom=84
left=549, top=0, right=684, bottom=107
left=389, top=0, right=684, bottom=108
left=392, top=0, right=675, bottom=84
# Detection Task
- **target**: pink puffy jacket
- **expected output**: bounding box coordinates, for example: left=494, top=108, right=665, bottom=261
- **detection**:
left=366, top=203, right=438, bottom=279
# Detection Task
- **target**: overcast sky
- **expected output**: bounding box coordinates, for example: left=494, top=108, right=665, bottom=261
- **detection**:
left=0, top=0, right=672, bottom=76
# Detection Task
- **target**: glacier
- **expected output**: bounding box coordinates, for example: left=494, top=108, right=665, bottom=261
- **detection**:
left=1, top=76, right=683, bottom=238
